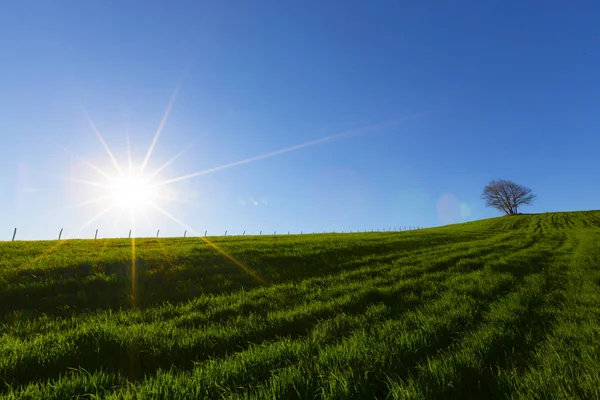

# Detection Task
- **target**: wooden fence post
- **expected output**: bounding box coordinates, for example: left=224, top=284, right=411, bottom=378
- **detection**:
left=95, top=229, right=98, bottom=240
left=129, top=230, right=132, bottom=239
left=204, top=230, right=207, bottom=237
left=157, top=230, right=160, bottom=238
left=225, top=230, right=227, bottom=236
left=12, top=228, right=16, bottom=241
left=184, top=230, right=187, bottom=238
left=243, top=231, right=245, bottom=236
left=58, top=228, right=63, bottom=240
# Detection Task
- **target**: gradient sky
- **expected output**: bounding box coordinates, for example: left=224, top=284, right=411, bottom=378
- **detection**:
left=1, top=1, right=599, bottom=240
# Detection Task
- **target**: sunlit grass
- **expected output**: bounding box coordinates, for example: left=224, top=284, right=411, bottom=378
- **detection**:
left=1, top=211, right=600, bottom=399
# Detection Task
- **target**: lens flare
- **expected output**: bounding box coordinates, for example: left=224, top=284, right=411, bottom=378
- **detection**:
left=63, top=85, right=431, bottom=287
left=108, top=175, right=156, bottom=210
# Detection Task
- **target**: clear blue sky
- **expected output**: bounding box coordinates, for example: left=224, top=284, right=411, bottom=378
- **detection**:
left=1, top=1, right=599, bottom=240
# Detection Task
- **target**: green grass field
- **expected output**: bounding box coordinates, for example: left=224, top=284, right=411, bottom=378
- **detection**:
left=1, top=211, right=600, bottom=399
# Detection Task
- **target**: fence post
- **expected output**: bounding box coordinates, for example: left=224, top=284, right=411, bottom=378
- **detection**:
left=129, top=230, right=132, bottom=239
left=225, top=230, right=227, bottom=236
left=95, top=229, right=98, bottom=240
left=58, top=228, right=63, bottom=240
left=12, top=228, right=16, bottom=241
left=157, top=230, right=160, bottom=238
left=204, top=230, right=207, bottom=237
left=184, top=230, right=187, bottom=238
left=243, top=230, right=245, bottom=236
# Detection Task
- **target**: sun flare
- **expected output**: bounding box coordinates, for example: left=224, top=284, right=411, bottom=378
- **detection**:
left=67, top=85, right=421, bottom=241
left=107, top=174, right=156, bottom=210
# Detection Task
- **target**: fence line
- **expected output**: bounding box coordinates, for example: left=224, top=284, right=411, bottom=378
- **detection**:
left=6, top=225, right=425, bottom=241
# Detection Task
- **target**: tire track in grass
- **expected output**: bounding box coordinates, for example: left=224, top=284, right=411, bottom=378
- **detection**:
left=7, top=222, right=592, bottom=400
left=0, top=237, right=526, bottom=392
left=99, top=241, right=551, bottom=399
left=242, top=240, right=559, bottom=400
left=0, top=232, right=514, bottom=322
left=0, top=230, right=524, bottom=338
left=1, top=234, right=541, bottom=395
left=1, top=225, right=568, bottom=396
left=500, top=231, right=600, bottom=399
left=113, top=271, right=518, bottom=400
left=386, top=232, right=573, bottom=399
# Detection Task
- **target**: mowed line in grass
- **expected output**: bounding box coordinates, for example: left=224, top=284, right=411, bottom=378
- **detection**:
left=160, top=231, right=569, bottom=399
left=2, top=226, right=557, bottom=396
left=1, top=211, right=599, bottom=399
left=389, top=232, right=577, bottom=399
left=103, top=250, right=544, bottom=399
left=0, top=229, right=522, bottom=322
left=4, top=260, right=517, bottom=398
left=0, top=229, right=538, bottom=390
left=0, top=228, right=529, bottom=341
left=496, top=231, right=600, bottom=400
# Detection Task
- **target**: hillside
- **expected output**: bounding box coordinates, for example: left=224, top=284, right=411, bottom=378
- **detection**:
left=1, top=211, right=600, bottom=399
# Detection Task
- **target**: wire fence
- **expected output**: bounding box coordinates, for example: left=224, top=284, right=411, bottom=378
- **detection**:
left=6, top=226, right=425, bottom=241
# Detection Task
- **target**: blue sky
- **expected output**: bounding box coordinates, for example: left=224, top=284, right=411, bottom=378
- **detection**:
left=1, top=1, right=599, bottom=240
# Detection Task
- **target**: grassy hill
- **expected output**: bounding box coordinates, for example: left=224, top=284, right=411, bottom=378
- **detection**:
left=1, top=211, right=600, bottom=399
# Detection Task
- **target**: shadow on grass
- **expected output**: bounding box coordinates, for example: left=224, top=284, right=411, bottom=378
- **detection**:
left=0, top=233, right=505, bottom=321
left=1, top=239, right=548, bottom=394
left=406, top=247, right=568, bottom=400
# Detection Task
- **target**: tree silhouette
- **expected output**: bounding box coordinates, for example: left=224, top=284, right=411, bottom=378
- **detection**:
left=482, top=179, right=536, bottom=215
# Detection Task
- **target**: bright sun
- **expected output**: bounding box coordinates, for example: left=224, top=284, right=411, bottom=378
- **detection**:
left=69, top=87, right=412, bottom=240
left=107, top=175, right=156, bottom=210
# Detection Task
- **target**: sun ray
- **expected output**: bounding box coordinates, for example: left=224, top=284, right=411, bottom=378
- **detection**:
left=128, top=207, right=137, bottom=308
left=70, top=178, right=111, bottom=189
left=44, top=196, right=113, bottom=214
left=148, top=202, right=269, bottom=286
left=126, top=133, right=133, bottom=178
left=60, top=206, right=114, bottom=240
left=140, top=84, right=182, bottom=174
left=113, top=208, right=124, bottom=228
left=153, top=194, right=199, bottom=206
left=82, top=107, right=125, bottom=176
left=147, top=140, right=197, bottom=179
left=128, top=226, right=137, bottom=380
left=129, top=208, right=136, bottom=238
left=78, top=206, right=114, bottom=234
left=62, top=147, right=113, bottom=181
left=153, top=113, right=429, bottom=187
left=140, top=208, right=153, bottom=232
left=129, top=240, right=137, bottom=317
left=18, top=241, right=68, bottom=271
left=66, top=196, right=113, bottom=210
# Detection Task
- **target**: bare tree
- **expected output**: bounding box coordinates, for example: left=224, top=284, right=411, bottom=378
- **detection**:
left=482, top=179, right=536, bottom=215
